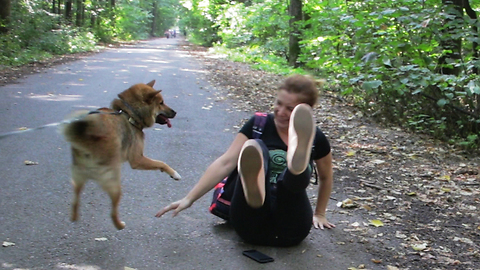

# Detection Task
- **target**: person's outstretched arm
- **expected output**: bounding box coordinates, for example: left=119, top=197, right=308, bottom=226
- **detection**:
left=155, top=133, right=249, bottom=217
left=313, top=152, right=336, bottom=229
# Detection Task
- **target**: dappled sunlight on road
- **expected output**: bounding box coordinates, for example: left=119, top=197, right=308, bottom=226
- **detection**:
left=56, top=262, right=101, bottom=270
left=179, top=68, right=208, bottom=74
left=142, top=59, right=170, bottom=64
left=27, top=94, right=83, bottom=102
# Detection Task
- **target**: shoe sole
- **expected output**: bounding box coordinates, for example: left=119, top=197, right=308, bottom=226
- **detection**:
left=288, top=105, right=315, bottom=175
left=238, top=141, right=265, bottom=208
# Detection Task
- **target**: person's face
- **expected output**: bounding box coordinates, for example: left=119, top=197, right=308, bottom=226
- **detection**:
left=273, top=89, right=302, bottom=130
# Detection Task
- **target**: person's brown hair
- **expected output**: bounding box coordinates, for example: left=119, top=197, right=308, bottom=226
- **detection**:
left=278, top=74, right=319, bottom=107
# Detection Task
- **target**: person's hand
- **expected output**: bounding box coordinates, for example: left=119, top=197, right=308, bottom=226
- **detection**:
left=313, top=213, right=335, bottom=229
left=155, top=197, right=193, bottom=218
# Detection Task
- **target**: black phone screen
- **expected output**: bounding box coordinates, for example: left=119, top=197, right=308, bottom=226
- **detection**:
left=242, top=250, right=274, bottom=263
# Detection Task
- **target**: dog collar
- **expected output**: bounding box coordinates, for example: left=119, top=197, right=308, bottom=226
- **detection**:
left=119, top=100, right=146, bottom=130
left=117, top=110, right=143, bottom=130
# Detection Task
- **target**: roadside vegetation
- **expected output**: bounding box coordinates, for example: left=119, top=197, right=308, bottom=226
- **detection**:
left=1, top=0, right=479, bottom=149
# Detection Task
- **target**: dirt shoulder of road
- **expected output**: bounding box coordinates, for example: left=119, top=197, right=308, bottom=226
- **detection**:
left=2, top=39, right=479, bottom=270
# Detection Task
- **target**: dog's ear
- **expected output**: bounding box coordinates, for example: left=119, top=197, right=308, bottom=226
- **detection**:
left=146, top=80, right=156, bottom=87
left=145, top=90, right=162, bottom=104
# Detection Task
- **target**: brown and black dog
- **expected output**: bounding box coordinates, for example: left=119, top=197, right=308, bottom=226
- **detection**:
left=62, top=80, right=181, bottom=230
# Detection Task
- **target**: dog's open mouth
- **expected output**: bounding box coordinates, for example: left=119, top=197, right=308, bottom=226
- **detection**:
left=155, top=114, right=172, bottom=128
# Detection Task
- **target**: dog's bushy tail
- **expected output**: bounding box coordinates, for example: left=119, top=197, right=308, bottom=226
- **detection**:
left=60, top=110, right=93, bottom=142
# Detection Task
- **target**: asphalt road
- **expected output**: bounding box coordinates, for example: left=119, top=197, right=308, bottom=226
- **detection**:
left=0, top=38, right=380, bottom=269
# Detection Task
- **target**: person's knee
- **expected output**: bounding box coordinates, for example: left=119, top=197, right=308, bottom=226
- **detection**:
left=279, top=167, right=312, bottom=193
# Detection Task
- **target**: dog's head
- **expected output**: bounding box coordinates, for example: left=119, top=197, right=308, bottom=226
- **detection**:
left=112, top=80, right=176, bottom=129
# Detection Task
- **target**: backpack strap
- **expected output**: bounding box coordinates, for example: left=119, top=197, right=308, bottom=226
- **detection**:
left=252, top=112, right=267, bottom=139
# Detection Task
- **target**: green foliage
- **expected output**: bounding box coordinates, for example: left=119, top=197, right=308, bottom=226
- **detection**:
left=0, top=1, right=98, bottom=67
left=180, top=0, right=479, bottom=149
left=297, top=0, right=480, bottom=148
left=211, top=45, right=292, bottom=74
left=1, top=0, right=181, bottom=67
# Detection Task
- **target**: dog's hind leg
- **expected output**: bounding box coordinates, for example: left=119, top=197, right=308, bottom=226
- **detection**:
left=71, top=177, right=86, bottom=222
left=100, top=169, right=125, bottom=230
left=107, top=186, right=125, bottom=230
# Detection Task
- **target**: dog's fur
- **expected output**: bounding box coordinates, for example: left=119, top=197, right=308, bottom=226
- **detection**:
left=62, top=80, right=181, bottom=230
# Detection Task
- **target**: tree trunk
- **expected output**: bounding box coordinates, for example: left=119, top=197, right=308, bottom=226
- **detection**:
left=109, top=0, right=115, bottom=26
left=288, top=0, right=302, bottom=67
left=437, top=0, right=463, bottom=76
left=0, top=0, right=11, bottom=33
left=461, top=0, right=479, bottom=115
left=463, top=0, right=478, bottom=75
left=65, top=0, right=73, bottom=22
left=151, top=1, right=157, bottom=37
left=52, top=0, right=57, bottom=14
left=76, top=0, right=83, bottom=26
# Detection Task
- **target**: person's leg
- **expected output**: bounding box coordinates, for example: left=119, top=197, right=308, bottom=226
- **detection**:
left=278, top=164, right=312, bottom=193
left=269, top=103, right=316, bottom=245
left=281, top=103, right=316, bottom=192
left=287, top=103, right=316, bottom=175
left=273, top=183, right=313, bottom=246
left=230, top=139, right=276, bottom=245
left=237, top=139, right=265, bottom=208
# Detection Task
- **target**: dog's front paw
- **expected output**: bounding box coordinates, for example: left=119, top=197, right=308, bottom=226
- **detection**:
left=115, top=221, right=126, bottom=230
left=171, top=171, right=181, bottom=181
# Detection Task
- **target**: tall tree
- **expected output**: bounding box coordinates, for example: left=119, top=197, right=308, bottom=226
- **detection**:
left=76, top=0, right=84, bottom=26
left=438, top=0, right=463, bottom=76
left=58, top=0, right=62, bottom=15
left=66, top=0, right=73, bottom=21
left=463, top=0, right=479, bottom=75
left=0, top=0, right=11, bottom=33
left=288, top=0, right=302, bottom=67
left=151, top=1, right=157, bottom=37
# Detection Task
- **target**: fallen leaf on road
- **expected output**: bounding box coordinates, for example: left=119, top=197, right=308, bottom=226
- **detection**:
left=340, top=198, right=358, bottom=208
left=395, top=231, right=407, bottom=239
left=412, top=243, right=428, bottom=251
left=439, top=175, right=450, bottom=181
left=387, top=266, right=399, bottom=270
left=369, top=219, right=384, bottom=227
left=24, top=160, right=39, bottom=165
left=453, top=237, right=474, bottom=245
left=372, top=258, right=382, bottom=263
left=361, top=204, right=372, bottom=211
left=125, top=267, right=137, bottom=270
left=95, top=237, right=108, bottom=241
left=2, top=241, right=15, bottom=247
left=371, top=159, right=385, bottom=164
left=441, top=187, right=451, bottom=192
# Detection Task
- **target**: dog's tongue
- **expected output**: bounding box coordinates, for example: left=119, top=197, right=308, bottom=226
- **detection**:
left=157, top=115, right=172, bottom=128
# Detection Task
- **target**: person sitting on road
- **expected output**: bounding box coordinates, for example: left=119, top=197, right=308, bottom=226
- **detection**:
left=156, top=74, right=335, bottom=247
